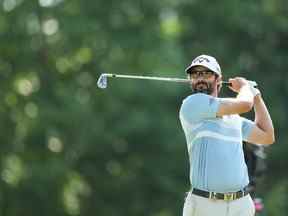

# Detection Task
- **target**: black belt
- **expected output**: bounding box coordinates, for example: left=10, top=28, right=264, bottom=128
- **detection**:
left=192, top=188, right=249, bottom=201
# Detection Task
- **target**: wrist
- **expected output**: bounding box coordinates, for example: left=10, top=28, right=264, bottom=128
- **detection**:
left=250, top=86, right=261, bottom=97
left=254, top=93, right=262, bottom=101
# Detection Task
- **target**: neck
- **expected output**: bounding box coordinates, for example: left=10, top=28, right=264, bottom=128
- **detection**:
left=211, top=90, right=218, bottom=97
left=210, top=86, right=219, bottom=97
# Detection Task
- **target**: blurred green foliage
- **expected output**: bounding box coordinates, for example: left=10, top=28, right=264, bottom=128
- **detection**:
left=0, top=0, right=288, bottom=215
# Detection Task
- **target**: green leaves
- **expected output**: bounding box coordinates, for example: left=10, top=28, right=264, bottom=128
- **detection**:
left=0, top=0, right=287, bottom=215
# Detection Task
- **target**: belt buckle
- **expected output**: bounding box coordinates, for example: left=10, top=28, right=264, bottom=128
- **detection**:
left=224, top=193, right=235, bottom=201
left=209, top=192, right=217, bottom=200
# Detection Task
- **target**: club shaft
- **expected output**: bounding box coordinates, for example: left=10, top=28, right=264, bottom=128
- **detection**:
left=104, top=73, right=190, bottom=83
left=102, top=73, right=257, bottom=86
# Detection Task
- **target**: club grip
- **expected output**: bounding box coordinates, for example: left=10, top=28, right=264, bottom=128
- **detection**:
left=222, top=80, right=257, bottom=87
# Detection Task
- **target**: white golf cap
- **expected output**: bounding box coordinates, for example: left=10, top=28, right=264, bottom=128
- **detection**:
left=185, top=54, right=222, bottom=76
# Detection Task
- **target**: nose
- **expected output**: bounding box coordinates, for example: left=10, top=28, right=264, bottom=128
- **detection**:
left=195, top=76, right=205, bottom=82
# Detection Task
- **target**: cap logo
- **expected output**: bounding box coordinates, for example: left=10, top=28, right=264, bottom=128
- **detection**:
left=192, top=56, right=210, bottom=64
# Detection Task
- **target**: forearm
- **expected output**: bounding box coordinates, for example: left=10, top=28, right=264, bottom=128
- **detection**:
left=217, top=85, right=255, bottom=116
left=217, top=79, right=255, bottom=116
left=254, top=94, right=275, bottom=142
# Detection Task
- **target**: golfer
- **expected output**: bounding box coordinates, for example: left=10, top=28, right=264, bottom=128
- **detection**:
left=179, top=55, right=274, bottom=216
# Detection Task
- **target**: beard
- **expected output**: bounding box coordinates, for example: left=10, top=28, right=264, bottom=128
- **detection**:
left=192, top=81, right=214, bottom=95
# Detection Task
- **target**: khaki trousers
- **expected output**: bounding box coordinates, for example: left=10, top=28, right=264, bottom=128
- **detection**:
left=183, top=191, right=255, bottom=216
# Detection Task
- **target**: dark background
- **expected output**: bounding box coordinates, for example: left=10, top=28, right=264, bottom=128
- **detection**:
left=0, top=0, right=287, bottom=215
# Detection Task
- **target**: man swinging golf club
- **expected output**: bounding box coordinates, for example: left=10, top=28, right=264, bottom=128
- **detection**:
left=179, top=54, right=275, bottom=216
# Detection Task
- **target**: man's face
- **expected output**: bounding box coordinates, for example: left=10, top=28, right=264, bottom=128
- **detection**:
left=188, top=66, right=219, bottom=95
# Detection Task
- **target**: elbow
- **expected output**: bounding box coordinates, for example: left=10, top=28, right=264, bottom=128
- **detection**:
left=268, top=127, right=275, bottom=144
left=264, top=131, right=275, bottom=145
left=268, top=132, right=275, bottom=145
left=264, top=138, right=274, bottom=145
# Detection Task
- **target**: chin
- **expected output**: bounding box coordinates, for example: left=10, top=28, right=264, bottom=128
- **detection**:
left=192, top=86, right=213, bottom=94
left=192, top=89, right=210, bottom=94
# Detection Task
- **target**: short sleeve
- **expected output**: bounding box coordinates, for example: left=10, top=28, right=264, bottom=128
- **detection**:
left=179, top=93, right=220, bottom=124
left=241, top=117, right=255, bottom=141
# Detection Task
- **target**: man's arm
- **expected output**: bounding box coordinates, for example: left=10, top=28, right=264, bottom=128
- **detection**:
left=217, top=77, right=254, bottom=117
left=246, top=94, right=275, bottom=145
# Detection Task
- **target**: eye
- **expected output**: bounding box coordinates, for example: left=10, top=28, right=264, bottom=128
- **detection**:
left=205, top=71, right=214, bottom=76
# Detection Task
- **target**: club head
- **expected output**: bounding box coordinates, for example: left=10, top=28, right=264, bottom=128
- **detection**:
left=97, top=74, right=108, bottom=89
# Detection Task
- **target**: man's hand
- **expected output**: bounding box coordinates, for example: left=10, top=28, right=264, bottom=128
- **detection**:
left=228, top=77, right=249, bottom=93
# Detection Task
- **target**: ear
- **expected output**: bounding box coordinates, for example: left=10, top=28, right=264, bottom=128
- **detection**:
left=216, top=75, right=222, bottom=85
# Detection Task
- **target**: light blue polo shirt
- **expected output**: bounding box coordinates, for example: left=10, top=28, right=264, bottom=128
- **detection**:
left=179, top=93, right=255, bottom=193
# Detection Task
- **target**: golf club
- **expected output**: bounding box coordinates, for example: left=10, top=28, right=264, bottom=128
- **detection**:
left=97, top=73, right=257, bottom=89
